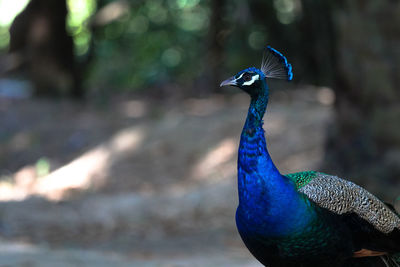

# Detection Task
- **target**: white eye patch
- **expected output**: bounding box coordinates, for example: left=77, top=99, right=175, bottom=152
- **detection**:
left=236, top=72, right=245, bottom=80
left=242, top=74, right=259, bottom=86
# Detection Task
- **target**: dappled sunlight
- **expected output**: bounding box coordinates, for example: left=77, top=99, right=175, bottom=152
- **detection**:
left=119, top=100, right=147, bottom=118
left=190, top=138, right=237, bottom=182
left=35, top=126, right=144, bottom=200
left=109, top=127, right=144, bottom=153
left=0, top=166, right=35, bottom=201
left=93, top=0, right=129, bottom=26
left=273, top=0, right=302, bottom=24
left=317, top=87, right=335, bottom=106
left=0, top=91, right=337, bottom=265
left=34, top=145, right=110, bottom=199
left=0, top=126, right=145, bottom=201
left=0, top=0, right=29, bottom=49
left=0, top=0, right=29, bottom=27
left=0, top=239, right=39, bottom=254
left=67, top=0, right=96, bottom=55
left=0, top=181, right=22, bottom=201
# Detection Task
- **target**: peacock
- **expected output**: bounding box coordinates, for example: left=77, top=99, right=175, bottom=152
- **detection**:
left=220, top=46, right=400, bottom=267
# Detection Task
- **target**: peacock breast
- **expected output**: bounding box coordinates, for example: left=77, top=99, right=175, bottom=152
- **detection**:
left=235, top=204, right=354, bottom=265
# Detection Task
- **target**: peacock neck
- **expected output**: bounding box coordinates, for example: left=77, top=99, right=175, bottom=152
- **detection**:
left=244, top=91, right=268, bottom=129
left=237, top=83, right=308, bottom=235
left=239, top=85, right=280, bottom=183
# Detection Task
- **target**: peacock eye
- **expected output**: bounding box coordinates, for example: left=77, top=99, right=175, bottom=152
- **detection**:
left=243, top=73, right=252, bottom=82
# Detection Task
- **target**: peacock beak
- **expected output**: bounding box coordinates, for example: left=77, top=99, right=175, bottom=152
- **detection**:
left=220, top=76, right=237, bottom=87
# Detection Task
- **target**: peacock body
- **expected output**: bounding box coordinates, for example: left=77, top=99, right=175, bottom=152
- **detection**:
left=220, top=46, right=400, bottom=267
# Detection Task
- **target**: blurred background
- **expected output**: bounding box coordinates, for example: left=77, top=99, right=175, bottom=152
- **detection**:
left=0, top=0, right=399, bottom=266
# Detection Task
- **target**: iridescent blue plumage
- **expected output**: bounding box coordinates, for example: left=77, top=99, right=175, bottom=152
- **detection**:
left=236, top=67, right=266, bottom=79
left=234, top=76, right=350, bottom=266
left=220, top=45, right=400, bottom=267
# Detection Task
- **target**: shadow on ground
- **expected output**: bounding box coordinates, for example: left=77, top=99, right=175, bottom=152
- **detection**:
left=0, top=86, right=335, bottom=266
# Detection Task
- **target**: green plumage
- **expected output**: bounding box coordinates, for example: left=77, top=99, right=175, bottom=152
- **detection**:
left=285, top=171, right=318, bottom=189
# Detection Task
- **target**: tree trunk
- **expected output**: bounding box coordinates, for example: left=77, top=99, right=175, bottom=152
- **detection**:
left=9, top=0, right=82, bottom=98
left=326, top=1, right=400, bottom=200
left=203, top=0, right=226, bottom=94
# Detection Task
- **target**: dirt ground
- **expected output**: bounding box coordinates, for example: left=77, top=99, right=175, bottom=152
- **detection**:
left=0, top=86, right=336, bottom=266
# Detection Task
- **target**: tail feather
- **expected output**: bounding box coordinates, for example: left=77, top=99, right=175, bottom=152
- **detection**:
left=382, top=254, right=400, bottom=267
left=392, top=253, right=400, bottom=266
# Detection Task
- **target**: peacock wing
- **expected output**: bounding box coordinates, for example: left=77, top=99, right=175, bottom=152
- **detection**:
left=292, top=172, right=400, bottom=234
left=285, top=171, right=400, bottom=257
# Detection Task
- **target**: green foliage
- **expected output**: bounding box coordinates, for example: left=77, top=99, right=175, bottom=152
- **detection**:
left=67, top=0, right=97, bottom=55
left=1, top=0, right=315, bottom=94
left=0, top=0, right=30, bottom=50
left=87, top=0, right=307, bottom=93
left=89, top=0, right=211, bottom=92
left=35, top=157, right=50, bottom=177
left=0, top=26, right=10, bottom=52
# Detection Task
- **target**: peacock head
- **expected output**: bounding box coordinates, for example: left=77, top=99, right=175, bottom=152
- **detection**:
left=220, top=46, right=293, bottom=97
left=220, top=67, right=266, bottom=96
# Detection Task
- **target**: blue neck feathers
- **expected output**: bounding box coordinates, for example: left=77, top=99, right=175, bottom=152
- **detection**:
left=237, top=80, right=313, bottom=236
left=239, top=81, right=280, bottom=181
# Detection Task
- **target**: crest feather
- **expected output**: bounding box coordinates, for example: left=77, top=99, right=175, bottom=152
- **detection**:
left=260, top=46, right=293, bottom=81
